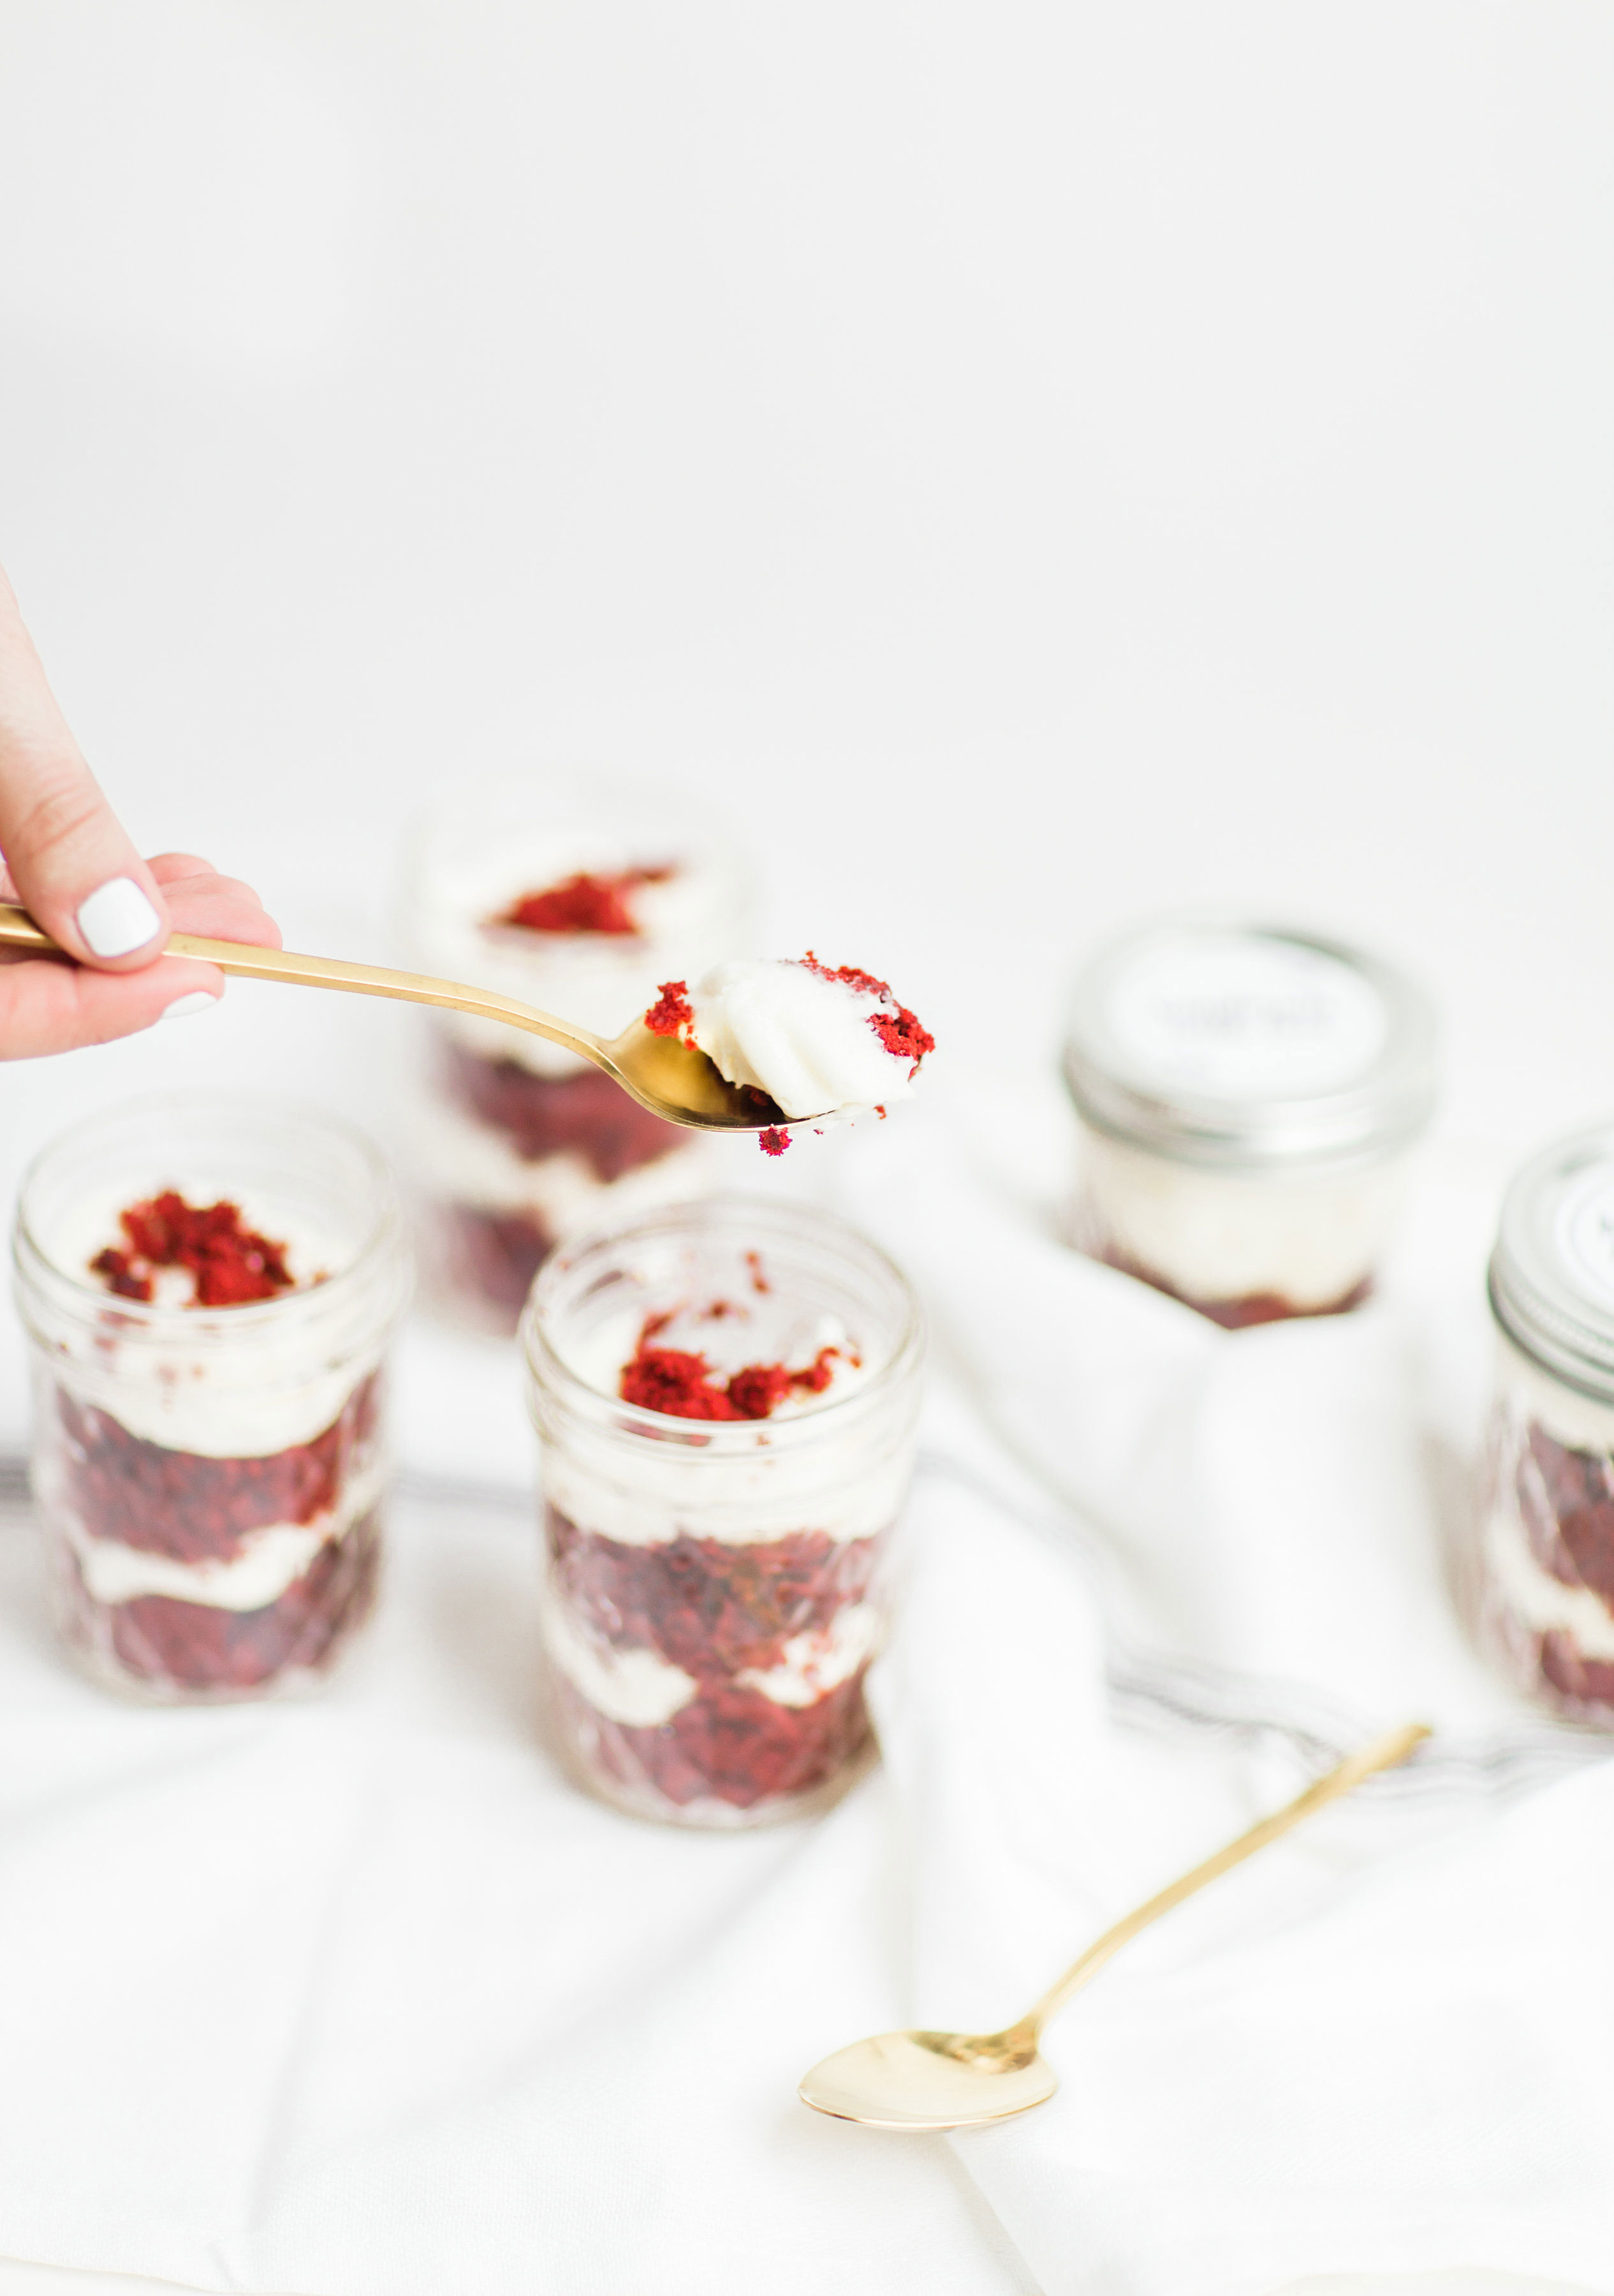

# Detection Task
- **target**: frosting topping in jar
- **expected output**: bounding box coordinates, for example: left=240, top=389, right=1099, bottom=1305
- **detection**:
left=402, top=797, right=751, bottom=1080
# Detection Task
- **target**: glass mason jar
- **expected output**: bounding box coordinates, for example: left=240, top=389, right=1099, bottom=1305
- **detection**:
left=1472, top=1124, right=1614, bottom=1725
left=11, top=1095, right=411, bottom=1703
left=1061, top=919, right=1437, bottom=1327
left=399, top=786, right=754, bottom=1334
left=522, top=1198, right=923, bottom=1827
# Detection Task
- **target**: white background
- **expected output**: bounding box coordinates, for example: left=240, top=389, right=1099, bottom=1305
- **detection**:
left=1, top=2, right=1611, bottom=1146
left=0, top=5, right=1610, bottom=2292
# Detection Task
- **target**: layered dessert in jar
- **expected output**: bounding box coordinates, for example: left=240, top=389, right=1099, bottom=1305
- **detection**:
left=399, top=793, right=752, bottom=1329
left=1062, top=920, right=1437, bottom=1327
left=11, top=1096, right=410, bottom=1702
left=521, top=1199, right=923, bottom=1827
left=1474, top=1127, right=1614, bottom=1725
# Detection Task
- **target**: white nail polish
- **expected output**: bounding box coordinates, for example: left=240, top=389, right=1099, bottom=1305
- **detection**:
left=159, top=990, right=219, bottom=1022
left=77, top=877, right=162, bottom=959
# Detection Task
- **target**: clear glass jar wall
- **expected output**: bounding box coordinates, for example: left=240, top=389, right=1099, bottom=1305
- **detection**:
left=11, top=1096, right=411, bottom=1702
left=522, top=1198, right=923, bottom=1827
left=1473, top=1126, right=1614, bottom=1724
left=1062, top=920, right=1437, bottom=1327
left=399, top=788, right=753, bottom=1333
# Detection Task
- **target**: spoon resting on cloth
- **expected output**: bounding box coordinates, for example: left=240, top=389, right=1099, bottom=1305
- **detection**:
left=0, top=902, right=782, bottom=1133
left=800, top=1720, right=1430, bottom=2132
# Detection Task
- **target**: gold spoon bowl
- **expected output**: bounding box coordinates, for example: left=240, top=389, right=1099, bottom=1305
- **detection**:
left=801, top=2027, right=1058, bottom=2131
left=0, top=904, right=784, bottom=1134
left=800, top=1721, right=1430, bottom=2132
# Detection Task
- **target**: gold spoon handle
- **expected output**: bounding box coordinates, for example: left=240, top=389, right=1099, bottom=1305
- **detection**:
left=1025, top=1721, right=1430, bottom=2035
left=0, top=901, right=598, bottom=1060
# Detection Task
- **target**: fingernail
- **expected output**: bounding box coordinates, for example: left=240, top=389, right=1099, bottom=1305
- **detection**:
left=77, top=876, right=161, bottom=959
left=159, top=990, right=219, bottom=1022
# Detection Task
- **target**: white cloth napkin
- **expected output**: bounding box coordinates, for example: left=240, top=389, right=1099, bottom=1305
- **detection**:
left=832, top=1114, right=1614, bottom=2296
left=0, top=1471, right=1030, bottom=2296
left=0, top=1097, right=1606, bottom=2296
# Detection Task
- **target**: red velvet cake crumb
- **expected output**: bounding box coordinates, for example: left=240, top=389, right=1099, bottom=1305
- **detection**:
left=798, top=950, right=934, bottom=1074
left=52, top=1372, right=383, bottom=1698
left=90, top=1248, right=152, bottom=1302
left=791, top=1344, right=841, bottom=1394
left=443, top=1044, right=682, bottom=1180
left=758, top=1126, right=790, bottom=1157
left=1094, top=1236, right=1371, bottom=1328
left=494, top=867, right=670, bottom=936
left=800, top=951, right=889, bottom=997
left=559, top=1669, right=872, bottom=1813
left=547, top=1505, right=881, bottom=1810
left=57, top=1378, right=378, bottom=1562
left=1520, top=1425, right=1614, bottom=1601
left=621, top=1345, right=744, bottom=1420
left=78, top=1510, right=382, bottom=1694
left=1509, top=1424, right=1614, bottom=1719
left=724, top=1362, right=792, bottom=1419
left=620, top=1321, right=842, bottom=1422
left=91, top=1193, right=295, bottom=1309
left=644, top=980, right=694, bottom=1038
left=869, top=1005, right=935, bottom=1065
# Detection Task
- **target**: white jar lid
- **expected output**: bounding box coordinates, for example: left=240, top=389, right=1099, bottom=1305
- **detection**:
left=1490, top=1125, right=1614, bottom=1405
left=1062, top=919, right=1437, bottom=1171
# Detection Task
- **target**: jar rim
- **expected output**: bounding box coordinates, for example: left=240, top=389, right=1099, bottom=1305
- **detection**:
left=1489, top=1121, right=1614, bottom=1405
left=520, top=1195, right=923, bottom=1453
left=1062, top=915, right=1438, bottom=1170
left=11, top=1089, right=408, bottom=1341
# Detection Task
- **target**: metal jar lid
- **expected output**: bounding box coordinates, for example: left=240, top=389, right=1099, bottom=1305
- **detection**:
left=1061, top=918, right=1438, bottom=1172
left=1489, top=1124, right=1614, bottom=1405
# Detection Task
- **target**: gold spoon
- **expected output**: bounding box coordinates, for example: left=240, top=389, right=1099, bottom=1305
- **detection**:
left=0, top=902, right=782, bottom=1133
left=800, top=1720, right=1430, bottom=2131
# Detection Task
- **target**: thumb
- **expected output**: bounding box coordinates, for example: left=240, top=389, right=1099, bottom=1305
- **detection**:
left=0, top=567, right=170, bottom=968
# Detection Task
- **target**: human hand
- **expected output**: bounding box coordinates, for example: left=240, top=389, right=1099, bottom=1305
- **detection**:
left=0, top=564, right=280, bottom=1060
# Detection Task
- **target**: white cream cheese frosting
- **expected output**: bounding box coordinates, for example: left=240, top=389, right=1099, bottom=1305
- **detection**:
left=539, top=1303, right=903, bottom=1549
left=39, top=1454, right=383, bottom=1612
left=541, top=1444, right=905, bottom=1550
left=735, top=1601, right=883, bottom=1707
left=38, top=1186, right=378, bottom=1458
left=71, top=1515, right=335, bottom=1612
left=406, top=828, right=751, bottom=1079
left=540, top=1597, right=698, bottom=1726
left=1076, top=1129, right=1407, bottom=1310
left=686, top=958, right=928, bottom=1124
